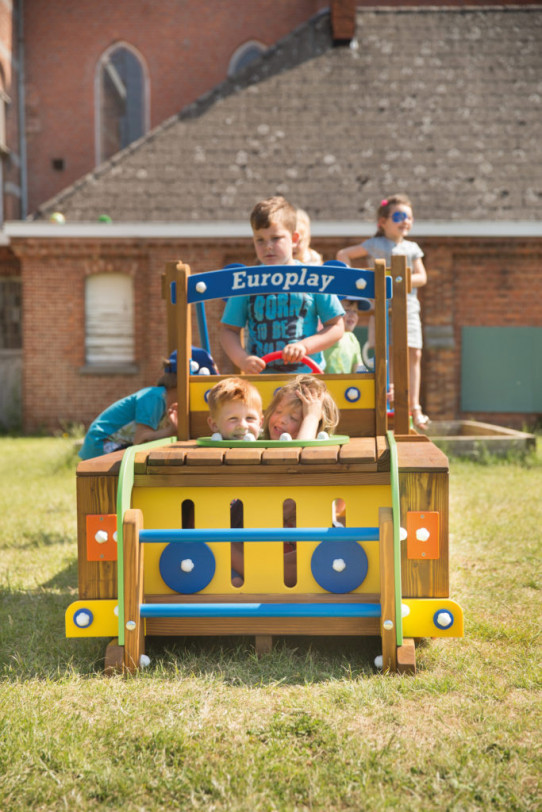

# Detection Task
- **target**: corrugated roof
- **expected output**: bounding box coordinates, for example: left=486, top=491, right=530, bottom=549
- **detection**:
left=34, top=6, right=542, bottom=224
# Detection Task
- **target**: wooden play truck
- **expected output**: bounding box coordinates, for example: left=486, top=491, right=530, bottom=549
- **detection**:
left=66, top=256, right=463, bottom=674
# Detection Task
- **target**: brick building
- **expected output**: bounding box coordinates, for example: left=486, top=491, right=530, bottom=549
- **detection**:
left=1, top=3, right=541, bottom=432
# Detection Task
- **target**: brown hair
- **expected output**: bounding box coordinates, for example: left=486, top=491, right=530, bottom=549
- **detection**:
left=375, top=194, right=412, bottom=237
left=262, top=374, right=339, bottom=437
left=250, top=196, right=297, bottom=233
left=207, top=377, right=263, bottom=418
left=156, top=371, right=177, bottom=390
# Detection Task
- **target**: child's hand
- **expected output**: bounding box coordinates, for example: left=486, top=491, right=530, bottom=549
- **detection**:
left=240, top=355, right=266, bottom=374
left=282, top=342, right=307, bottom=364
left=297, top=386, right=324, bottom=418
left=167, top=403, right=178, bottom=429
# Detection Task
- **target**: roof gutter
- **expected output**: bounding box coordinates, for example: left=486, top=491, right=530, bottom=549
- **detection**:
left=3, top=221, right=542, bottom=242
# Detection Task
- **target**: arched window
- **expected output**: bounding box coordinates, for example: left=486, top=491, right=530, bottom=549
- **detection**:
left=96, top=44, right=148, bottom=164
left=228, top=41, right=266, bottom=77
left=85, top=274, right=135, bottom=366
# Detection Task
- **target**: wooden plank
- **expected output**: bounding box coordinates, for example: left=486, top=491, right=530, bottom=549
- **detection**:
left=376, top=435, right=390, bottom=470
left=390, top=255, right=410, bottom=435
left=145, top=592, right=382, bottom=604
left=255, top=635, right=273, bottom=656
left=76, top=451, right=124, bottom=476
left=339, top=437, right=376, bottom=464
left=262, top=446, right=302, bottom=464
left=145, top=616, right=381, bottom=636
left=161, top=266, right=178, bottom=354
left=76, top=474, right=118, bottom=599
left=396, top=439, right=449, bottom=472
left=174, top=262, right=192, bottom=440
left=185, top=447, right=225, bottom=465
left=379, top=506, right=397, bottom=672
left=224, top=447, right=264, bottom=465
left=374, top=259, right=388, bottom=436
left=104, top=638, right=124, bottom=676
left=300, top=445, right=340, bottom=465
left=397, top=638, right=416, bottom=675
left=123, top=509, right=145, bottom=674
left=134, top=471, right=390, bottom=488
left=146, top=442, right=197, bottom=466
left=399, top=470, right=449, bottom=598
left=337, top=408, right=375, bottom=438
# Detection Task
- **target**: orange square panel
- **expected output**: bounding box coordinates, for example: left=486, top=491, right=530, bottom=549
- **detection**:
left=406, top=511, right=439, bottom=560
left=86, top=514, right=118, bottom=561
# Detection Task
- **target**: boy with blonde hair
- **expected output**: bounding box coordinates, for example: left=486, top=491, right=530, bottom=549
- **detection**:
left=206, top=377, right=263, bottom=440
left=219, top=196, right=344, bottom=374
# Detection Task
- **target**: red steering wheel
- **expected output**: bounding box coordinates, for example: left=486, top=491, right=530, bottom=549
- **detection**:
left=261, top=351, right=322, bottom=374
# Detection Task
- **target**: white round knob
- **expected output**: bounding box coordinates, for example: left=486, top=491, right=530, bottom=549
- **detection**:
left=416, top=527, right=430, bottom=542
left=355, top=278, right=367, bottom=290
left=75, top=612, right=91, bottom=628
left=332, top=558, right=346, bottom=572
left=181, top=559, right=195, bottom=573
left=94, top=530, right=108, bottom=544
left=436, top=611, right=453, bottom=628
left=195, top=281, right=207, bottom=293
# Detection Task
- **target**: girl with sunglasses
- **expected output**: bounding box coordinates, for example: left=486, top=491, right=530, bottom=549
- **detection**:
left=335, top=194, right=429, bottom=430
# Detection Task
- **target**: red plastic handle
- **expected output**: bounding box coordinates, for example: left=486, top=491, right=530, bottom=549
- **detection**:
left=261, top=351, right=322, bottom=374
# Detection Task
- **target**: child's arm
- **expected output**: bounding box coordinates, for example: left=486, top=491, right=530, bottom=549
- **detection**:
left=219, top=323, right=266, bottom=374
left=133, top=419, right=177, bottom=444
left=282, top=315, right=344, bottom=364
left=336, top=243, right=369, bottom=267
left=411, top=257, right=427, bottom=289
left=295, top=387, right=325, bottom=440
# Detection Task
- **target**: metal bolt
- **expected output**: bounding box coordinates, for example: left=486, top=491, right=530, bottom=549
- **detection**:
left=383, top=619, right=394, bottom=631
left=126, top=620, right=137, bottom=631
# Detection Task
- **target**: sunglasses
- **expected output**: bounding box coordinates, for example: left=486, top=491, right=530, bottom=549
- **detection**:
left=391, top=211, right=409, bottom=223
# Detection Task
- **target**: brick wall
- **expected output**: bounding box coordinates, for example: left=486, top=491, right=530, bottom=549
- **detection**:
left=9, top=234, right=541, bottom=433
left=23, top=0, right=328, bottom=213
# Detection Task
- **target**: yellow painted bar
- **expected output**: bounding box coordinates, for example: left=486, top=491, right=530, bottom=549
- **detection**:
left=402, top=599, right=464, bottom=638
left=66, top=599, right=119, bottom=637
left=189, top=377, right=375, bottom=412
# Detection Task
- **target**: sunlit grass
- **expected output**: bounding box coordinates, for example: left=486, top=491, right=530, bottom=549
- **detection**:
left=0, top=436, right=540, bottom=810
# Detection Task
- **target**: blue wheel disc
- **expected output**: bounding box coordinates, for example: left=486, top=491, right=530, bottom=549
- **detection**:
left=311, top=540, right=368, bottom=593
left=159, top=542, right=216, bottom=594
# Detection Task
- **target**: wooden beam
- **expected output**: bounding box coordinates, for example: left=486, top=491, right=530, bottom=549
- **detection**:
left=391, top=255, right=410, bottom=435
left=123, top=509, right=145, bottom=674
left=379, top=506, right=397, bottom=672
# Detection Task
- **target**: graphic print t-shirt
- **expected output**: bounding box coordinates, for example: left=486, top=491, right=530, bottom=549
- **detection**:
left=221, top=291, right=344, bottom=372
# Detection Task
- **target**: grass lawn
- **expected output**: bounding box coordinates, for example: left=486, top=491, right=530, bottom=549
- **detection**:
left=0, top=436, right=540, bottom=811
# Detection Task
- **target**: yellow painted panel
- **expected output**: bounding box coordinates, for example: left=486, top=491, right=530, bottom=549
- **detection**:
left=66, top=600, right=118, bottom=637
left=133, top=484, right=391, bottom=596
left=402, top=599, right=464, bottom=638
left=189, top=378, right=375, bottom=411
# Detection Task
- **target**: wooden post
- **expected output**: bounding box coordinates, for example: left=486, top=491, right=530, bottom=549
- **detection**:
left=123, top=509, right=145, bottom=674
left=374, top=259, right=388, bottom=436
left=379, top=506, right=397, bottom=672
left=391, top=255, right=410, bottom=435
left=175, top=262, right=192, bottom=440
left=162, top=262, right=179, bottom=354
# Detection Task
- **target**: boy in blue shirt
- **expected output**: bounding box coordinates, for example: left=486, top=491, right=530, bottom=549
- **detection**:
left=79, top=353, right=178, bottom=460
left=219, top=196, right=344, bottom=374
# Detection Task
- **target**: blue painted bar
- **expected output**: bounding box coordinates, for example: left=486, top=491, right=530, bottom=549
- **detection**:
left=140, top=602, right=382, bottom=618
left=195, top=301, right=211, bottom=355
left=139, top=527, right=380, bottom=544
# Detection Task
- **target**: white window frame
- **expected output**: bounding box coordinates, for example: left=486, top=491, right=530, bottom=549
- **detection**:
left=94, top=42, right=150, bottom=166
left=84, top=273, right=135, bottom=368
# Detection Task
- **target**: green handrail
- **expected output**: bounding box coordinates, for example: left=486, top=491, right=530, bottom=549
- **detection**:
left=116, top=437, right=176, bottom=645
